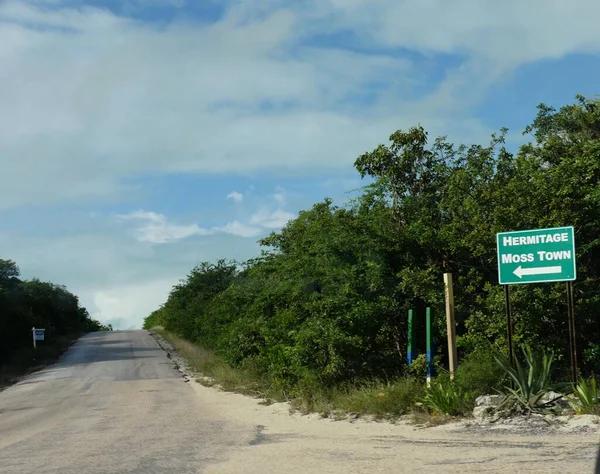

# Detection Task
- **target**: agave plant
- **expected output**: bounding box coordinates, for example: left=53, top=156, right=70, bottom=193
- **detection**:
left=569, top=378, right=599, bottom=415
left=494, top=344, right=568, bottom=413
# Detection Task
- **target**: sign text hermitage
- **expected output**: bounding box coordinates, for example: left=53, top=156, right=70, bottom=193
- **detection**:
left=496, top=226, right=576, bottom=285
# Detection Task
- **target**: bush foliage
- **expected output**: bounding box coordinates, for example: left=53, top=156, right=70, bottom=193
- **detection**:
left=145, top=96, right=600, bottom=400
left=0, top=258, right=105, bottom=367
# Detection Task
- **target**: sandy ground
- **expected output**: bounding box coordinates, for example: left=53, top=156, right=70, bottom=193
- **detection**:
left=188, top=375, right=600, bottom=473
left=156, top=332, right=600, bottom=474
left=1, top=330, right=598, bottom=474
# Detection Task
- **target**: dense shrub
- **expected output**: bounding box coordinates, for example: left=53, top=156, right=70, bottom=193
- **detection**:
left=0, top=259, right=103, bottom=366
left=454, top=345, right=508, bottom=405
left=145, top=96, right=600, bottom=400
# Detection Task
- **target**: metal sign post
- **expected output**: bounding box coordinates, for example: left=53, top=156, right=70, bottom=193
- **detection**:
left=426, top=307, right=435, bottom=387
left=32, top=328, right=45, bottom=349
left=504, top=285, right=514, bottom=366
left=497, top=226, right=576, bottom=285
left=566, top=281, right=577, bottom=382
left=497, top=226, right=577, bottom=382
left=407, top=309, right=416, bottom=366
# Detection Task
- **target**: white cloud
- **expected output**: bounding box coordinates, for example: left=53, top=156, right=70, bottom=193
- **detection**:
left=0, top=0, right=525, bottom=210
left=218, top=220, right=262, bottom=238
left=249, top=209, right=295, bottom=229
left=117, top=210, right=210, bottom=244
left=293, top=0, right=600, bottom=66
left=0, top=1, right=128, bottom=32
left=272, top=186, right=286, bottom=205
left=125, top=0, right=187, bottom=10
left=216, top=208, right=296, bottom=237
left=116, top=206, right=296, bottom=241
left=91, top=279, right=176, bottom=329
left=3, top=0, right=600, bottom=329
left=0, top=227, right=264, bottom=329
left=227, top=191, right=244, bottom=203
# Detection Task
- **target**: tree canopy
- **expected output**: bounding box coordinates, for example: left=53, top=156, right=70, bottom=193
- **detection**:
left=0, top=259, right=105, bottom=364
left=145, top=95, right=600, bottom=393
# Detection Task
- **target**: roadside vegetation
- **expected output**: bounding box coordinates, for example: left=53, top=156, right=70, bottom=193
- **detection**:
left=0, top=259, right=107, bottom=389
left=570, top=378, right=600, bottom=415
left=145, top=96, right=600, bottom=420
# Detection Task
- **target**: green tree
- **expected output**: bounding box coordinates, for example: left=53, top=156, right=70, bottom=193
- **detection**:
left=0, top=259, right=20, bottom=281
left=144, top=95, right=600, bottom=394
left=0, top=258, right=99, bottom=364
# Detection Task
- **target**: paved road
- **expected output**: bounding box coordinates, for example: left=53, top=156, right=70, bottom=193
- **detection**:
left=2, top=331, right=599, bottom=474
left=0, top=331, right=254, bottom=474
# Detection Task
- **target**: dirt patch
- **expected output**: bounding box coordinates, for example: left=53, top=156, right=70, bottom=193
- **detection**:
left=150, top=330, right=600, bottom=473
left=151, top=330, right=600, bottom=437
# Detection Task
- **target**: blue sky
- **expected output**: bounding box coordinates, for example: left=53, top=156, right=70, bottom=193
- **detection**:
left=1, top=0, right=600, bottom=329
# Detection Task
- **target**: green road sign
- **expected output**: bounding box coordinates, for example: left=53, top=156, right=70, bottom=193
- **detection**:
left=497, top=226, right=576, bottom=285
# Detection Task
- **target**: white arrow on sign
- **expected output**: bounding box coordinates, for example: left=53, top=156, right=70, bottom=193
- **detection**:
left=513, top=265, right=562, bottom=278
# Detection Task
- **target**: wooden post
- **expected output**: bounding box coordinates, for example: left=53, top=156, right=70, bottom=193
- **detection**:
left=32, top=327, right=36, bottom=350
left=444, top=273, right=457, bottom=380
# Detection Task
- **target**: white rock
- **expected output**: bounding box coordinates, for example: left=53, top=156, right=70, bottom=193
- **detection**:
left=473, top=406, right=494, bottom=420
left=475, top=395, right=503, bottom=407
left=540, top=391, right=570, bottom=408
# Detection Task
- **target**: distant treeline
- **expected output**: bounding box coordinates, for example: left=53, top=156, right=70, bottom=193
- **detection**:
left=144, top=95, right=600, bottom=394
left=0, top=258, right=107, bottom=364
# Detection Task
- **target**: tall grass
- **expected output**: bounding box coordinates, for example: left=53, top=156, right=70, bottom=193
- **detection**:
left=154, top=329, right=281, bottom=400
left=153, top=328, right=423, bottom=419
left=333, top=379, right=423, bottom=419
left=418, top=380, right=469, bottom=417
